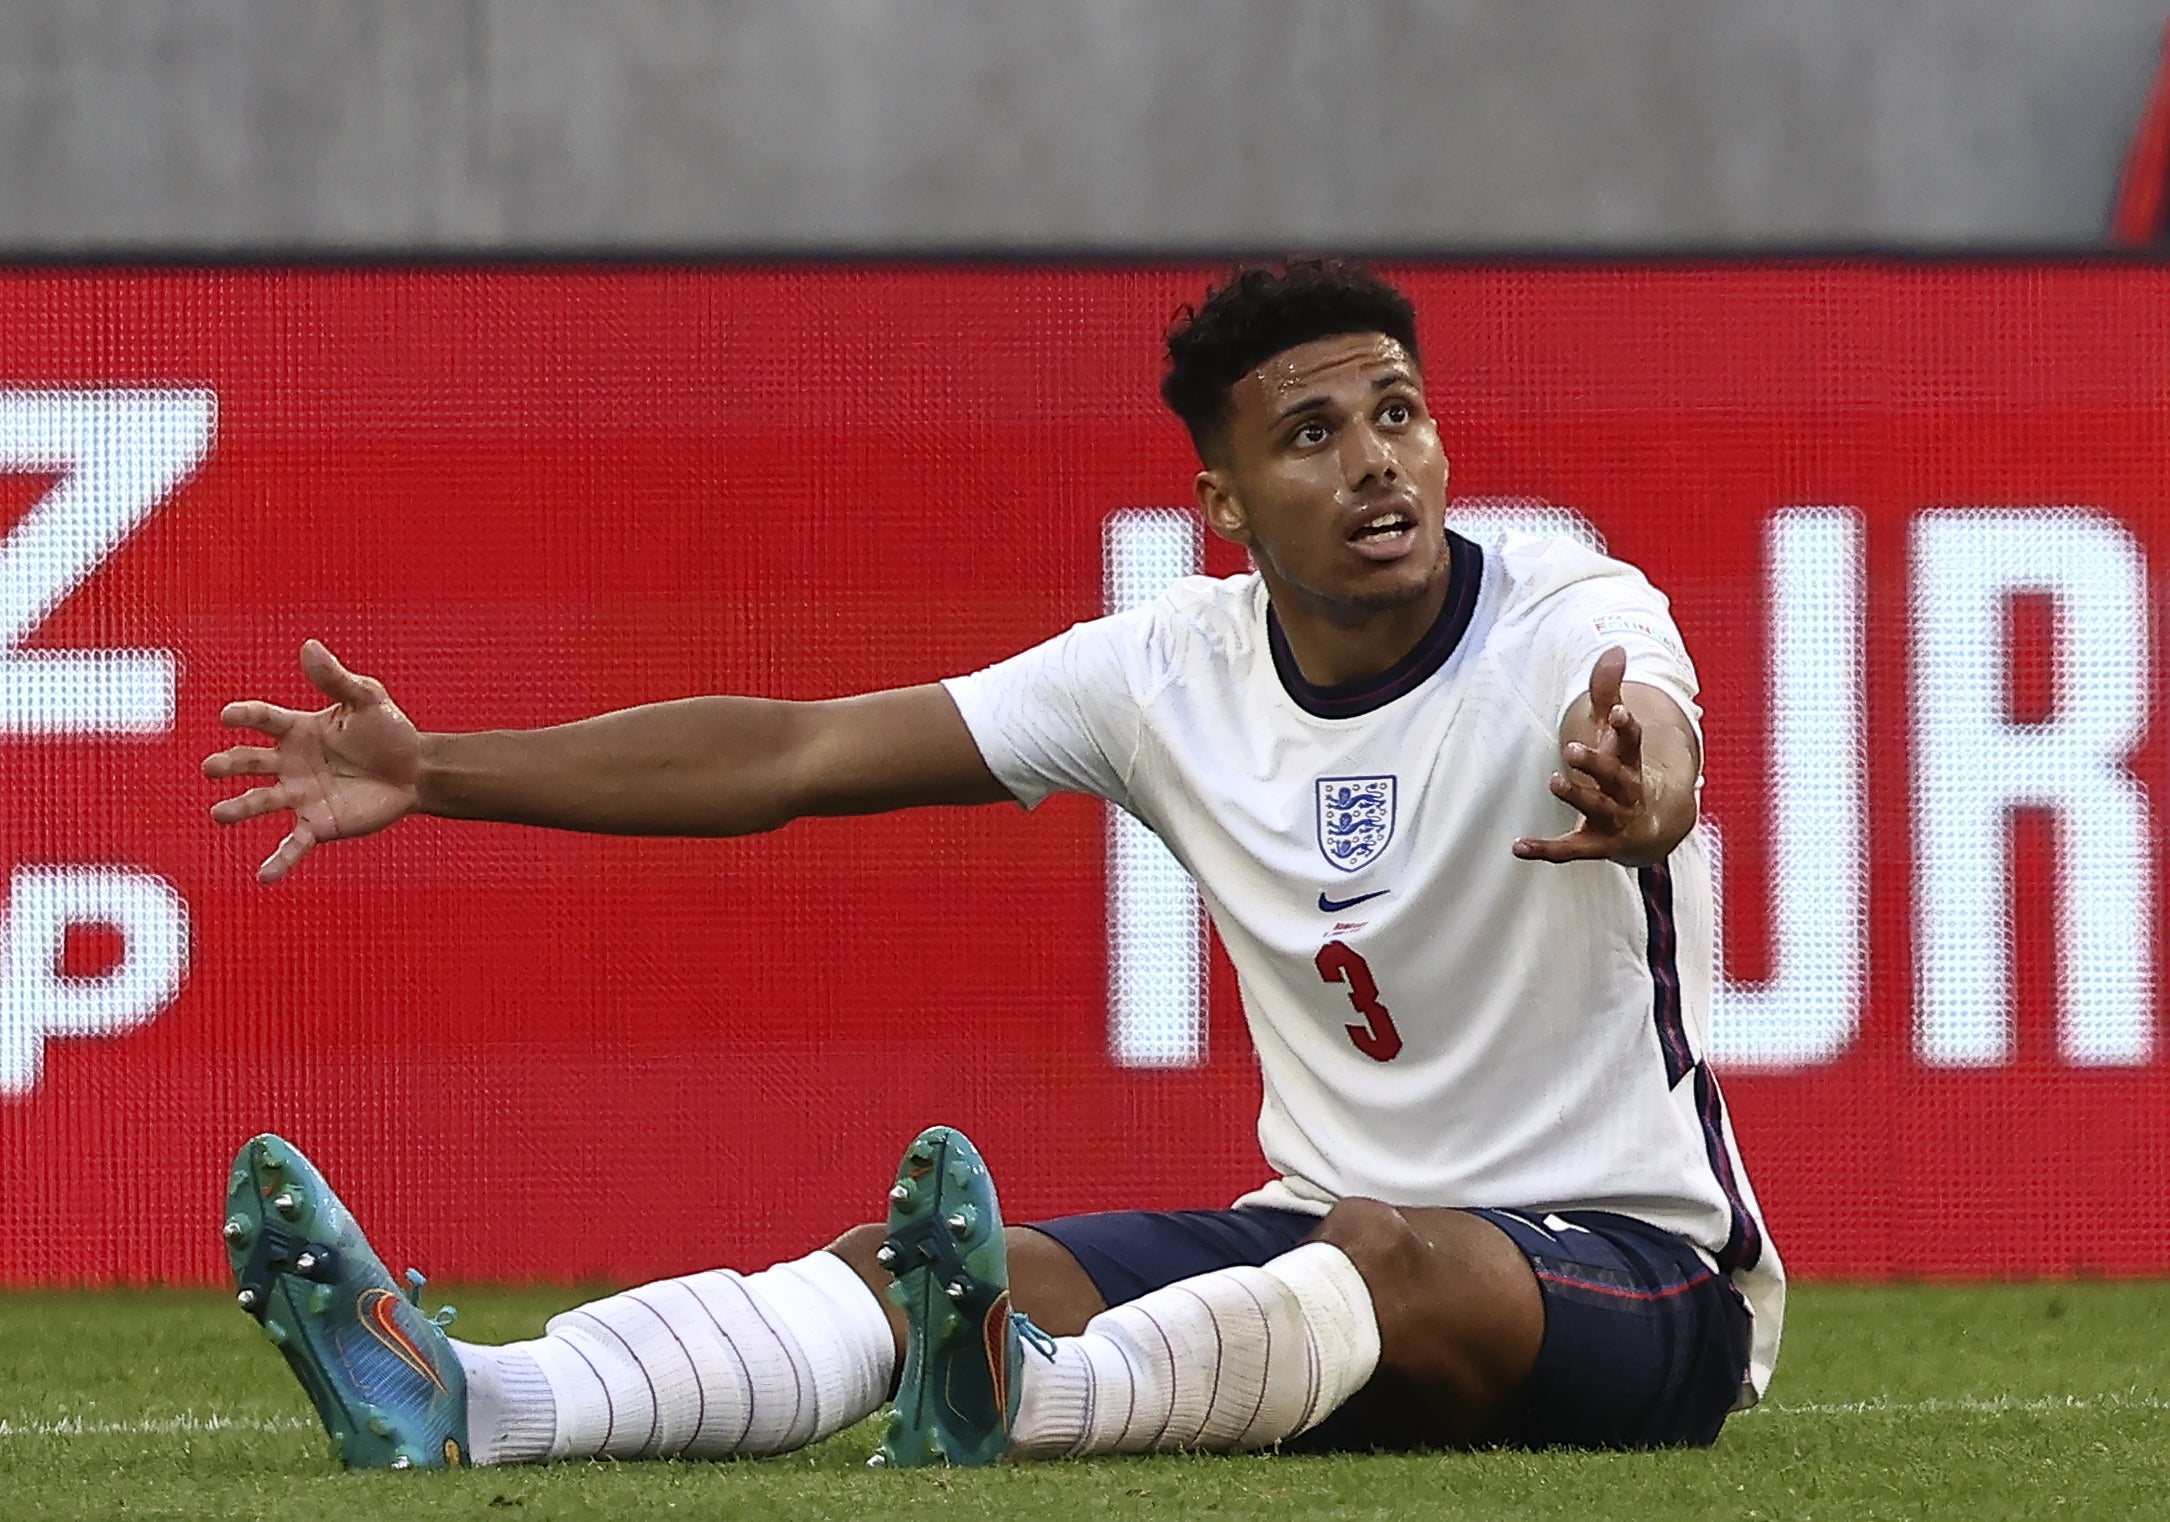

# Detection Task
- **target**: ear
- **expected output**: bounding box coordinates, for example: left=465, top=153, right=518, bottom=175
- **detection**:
left=1194, top=469, right=1250, bottom=546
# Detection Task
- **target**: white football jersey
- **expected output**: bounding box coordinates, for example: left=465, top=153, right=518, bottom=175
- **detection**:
left=942, top=530, right=1783, bottom=1403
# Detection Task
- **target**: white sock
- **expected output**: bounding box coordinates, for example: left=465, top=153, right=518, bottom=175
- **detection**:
left=452, top=1249, right=894, bottom=1464
left=1009, top=1240, right=1381, bottom=1458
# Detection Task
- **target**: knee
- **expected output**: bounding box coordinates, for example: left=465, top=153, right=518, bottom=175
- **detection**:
left=1309, top=1197, right=1429, bottom=1290
left=1306, top=1202, right=1545, bottom=1443
left=1307, top=1200, right=1460, bottom=1361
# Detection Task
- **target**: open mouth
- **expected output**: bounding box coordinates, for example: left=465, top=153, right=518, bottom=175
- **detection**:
left=1346, top=509, right=1418, bottom=560
left=1350, top=510, right=1414, bottom=541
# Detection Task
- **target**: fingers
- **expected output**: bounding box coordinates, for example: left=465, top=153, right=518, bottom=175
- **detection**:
left=1513, top=829, right=1612, bottom=864
left=220, top=701, right=306, bottom=738
left=1528, top=654, right=1653, bottom=867
left=1560, top=741, right=1644, bottom=813
left=1586, top=645, right=1627, bottom=719
left=258, top=823, right=317, bottom=885
left=202, top=745, right=282, bottom=780
left=207, top=774, right=318, bottom=883
left=208, top=646, right=356, bottom=888
left=299, top=639, right=380, bottom=708
left=209, top=783, right=295, bottom=826
left=1549, top=769, right=1634, bottom=830
left=224, top=641, right=382, bottom=732
left=1607, top=701, right=1644, bottom=772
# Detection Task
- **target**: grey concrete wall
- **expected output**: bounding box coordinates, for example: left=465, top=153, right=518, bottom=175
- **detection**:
left=0, top=0, right=2163, bottom=249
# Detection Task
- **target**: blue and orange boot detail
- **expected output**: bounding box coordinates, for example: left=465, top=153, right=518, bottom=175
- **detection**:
left=222, top=1133, right=469, bottom=1470
left=874, top=1125, right=1050, bottom=1467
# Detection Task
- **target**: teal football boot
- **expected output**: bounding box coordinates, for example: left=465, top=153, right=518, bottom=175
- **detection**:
left=874, top=1125, right=1051, bottom=1467
left=222, top=1133, right=469, bottom=1470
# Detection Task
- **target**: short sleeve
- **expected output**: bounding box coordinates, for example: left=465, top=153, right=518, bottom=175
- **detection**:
left=941, top=608, right=1152, bottom=812
left=1534, top=561, right=1703, bottom=742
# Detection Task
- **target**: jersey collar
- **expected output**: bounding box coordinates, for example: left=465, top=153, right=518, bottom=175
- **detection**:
left=1266, top=530, right=1485, bottom=720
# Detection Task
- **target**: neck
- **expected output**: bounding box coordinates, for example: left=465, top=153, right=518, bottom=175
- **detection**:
left=1264, top=549, right=1458, bottom=690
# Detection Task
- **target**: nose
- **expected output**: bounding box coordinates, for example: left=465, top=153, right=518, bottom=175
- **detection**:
left=1340, top=417, right=1397, bottom=490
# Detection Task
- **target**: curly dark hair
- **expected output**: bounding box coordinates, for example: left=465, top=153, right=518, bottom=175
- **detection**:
left=1161, top=260, right=1421, bottom=461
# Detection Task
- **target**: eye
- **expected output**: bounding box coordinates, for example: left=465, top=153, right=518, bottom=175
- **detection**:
left=1292, top=420, right=1330, bottom=448
left=1379, top=399, right=1413, bottom=427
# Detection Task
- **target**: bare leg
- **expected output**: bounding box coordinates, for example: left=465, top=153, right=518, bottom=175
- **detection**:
left=825, top=1221, right=1109, bottom=1394
left=1000, top=1197, right=1544, bottom=1458
left=843, top=1196, right=1544, bottom=1457
left=1303, top=1200, right=1545, bottom=1447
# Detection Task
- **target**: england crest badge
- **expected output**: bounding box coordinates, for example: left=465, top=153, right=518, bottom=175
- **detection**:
left=1316, top=775, right=1397, bottom=873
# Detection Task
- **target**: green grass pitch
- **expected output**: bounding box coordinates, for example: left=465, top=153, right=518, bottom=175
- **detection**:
left=2, top=1282, right=2166, bottom=1520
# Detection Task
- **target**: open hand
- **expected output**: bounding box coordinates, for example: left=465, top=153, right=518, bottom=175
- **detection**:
left=203, top=641, right=422, bottom=884
left=1512, top=646, right=1671, bottom=867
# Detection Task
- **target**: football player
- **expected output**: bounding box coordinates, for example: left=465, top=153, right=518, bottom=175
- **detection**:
left=208, top=261, right=1778, bottom=1470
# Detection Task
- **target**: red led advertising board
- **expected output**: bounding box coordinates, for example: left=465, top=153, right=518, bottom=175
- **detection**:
left=0, top=264, right=2165, bottom=1287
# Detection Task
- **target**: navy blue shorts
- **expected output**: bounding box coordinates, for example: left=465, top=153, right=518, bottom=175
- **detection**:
left=1026, top=1204, right=1748, bottom=1451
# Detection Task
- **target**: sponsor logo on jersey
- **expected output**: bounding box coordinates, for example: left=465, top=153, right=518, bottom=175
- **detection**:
left=1316, top=776, right=1397, bottom=873
left=1317, top=888, right=1391, bottom=913
left=1591, top=612, right=1686, bottom=659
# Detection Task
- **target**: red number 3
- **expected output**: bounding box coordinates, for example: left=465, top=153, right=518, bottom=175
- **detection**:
left=1314, top=941, right=1404, bottom=1062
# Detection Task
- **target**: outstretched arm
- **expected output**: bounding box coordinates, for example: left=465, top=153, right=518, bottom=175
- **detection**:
left=1510, top=645, right=1700, bottom=868
left=205, top=640, right=1009, bottom=884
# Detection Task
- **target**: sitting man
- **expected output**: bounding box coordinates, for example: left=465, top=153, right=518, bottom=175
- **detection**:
left=206, top=260, right=1780, bottom=1470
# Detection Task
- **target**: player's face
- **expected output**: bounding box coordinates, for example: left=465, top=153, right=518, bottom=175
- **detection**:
left=1196, top=333, right=1451, bottom=622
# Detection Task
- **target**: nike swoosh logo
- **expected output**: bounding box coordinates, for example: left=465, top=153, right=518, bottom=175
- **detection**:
left=1317, top=889, right=1391, bottom=913
left=357, top=1287, right=449, bottom=1393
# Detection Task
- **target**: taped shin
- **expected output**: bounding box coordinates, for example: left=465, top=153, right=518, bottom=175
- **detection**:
left=456, top=1249, right=893, bottom=1463
left=1009, top=1240, right=1381, bottom=1458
